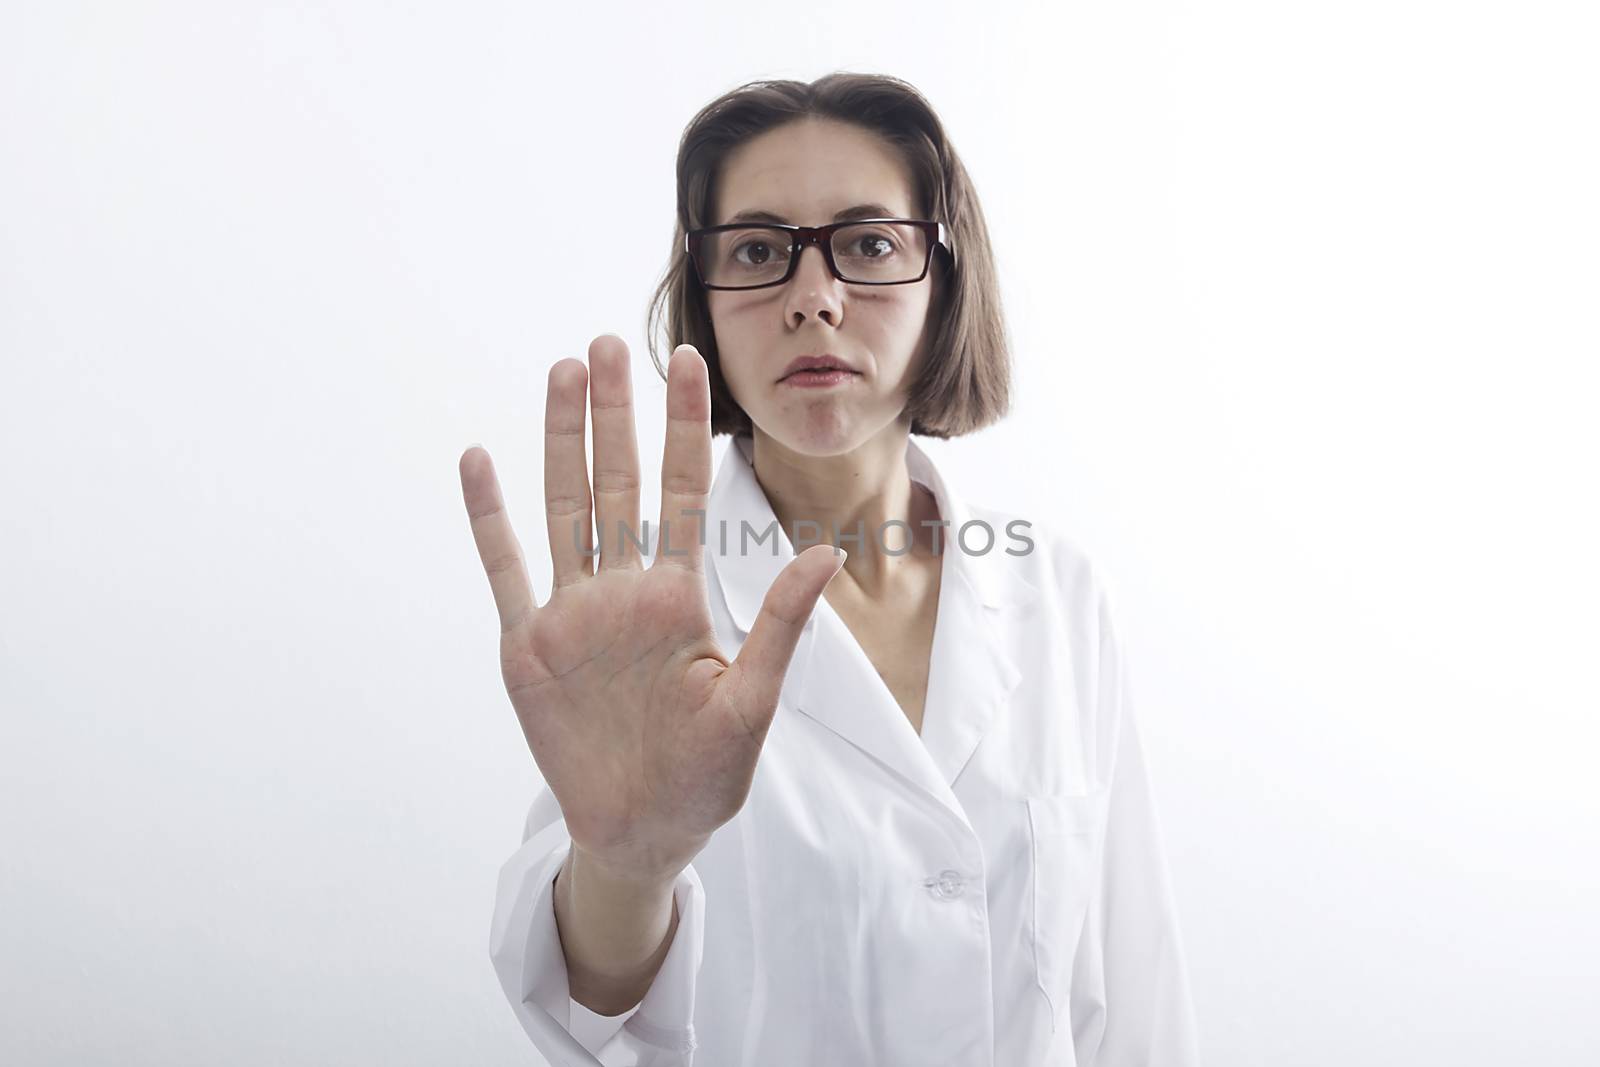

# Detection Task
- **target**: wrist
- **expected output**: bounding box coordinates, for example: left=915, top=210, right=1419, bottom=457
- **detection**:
left=569, top=835, right=703, bottom=889
left=565, top=842, right=685, bottom=902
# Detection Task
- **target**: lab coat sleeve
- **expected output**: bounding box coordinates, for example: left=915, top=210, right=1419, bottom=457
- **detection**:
left=1070, top=578, right=1202, bottom=1066
left=489, top=782, right=707, bottom=1066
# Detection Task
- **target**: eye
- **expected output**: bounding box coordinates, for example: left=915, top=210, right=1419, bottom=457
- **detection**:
left=732, top=239, right=773, bottom=265
left=851, top=232, right=898, bottom=258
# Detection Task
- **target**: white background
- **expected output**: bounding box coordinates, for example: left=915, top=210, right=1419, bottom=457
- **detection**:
left=3, top=1, right=1597, bottom=1063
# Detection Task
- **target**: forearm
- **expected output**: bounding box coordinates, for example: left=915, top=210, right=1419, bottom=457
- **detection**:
left=552, top=843, right=681, bottom=1016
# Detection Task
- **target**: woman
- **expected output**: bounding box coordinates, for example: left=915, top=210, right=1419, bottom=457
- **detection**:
left=460, top=73, right=1200, bottom=1066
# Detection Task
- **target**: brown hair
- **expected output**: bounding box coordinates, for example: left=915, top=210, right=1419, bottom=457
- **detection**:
left=644, top=72, right=1011, bottom=439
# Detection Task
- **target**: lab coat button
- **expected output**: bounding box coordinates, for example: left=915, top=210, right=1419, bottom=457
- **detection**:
left=925, top=869, right=965, bottom=900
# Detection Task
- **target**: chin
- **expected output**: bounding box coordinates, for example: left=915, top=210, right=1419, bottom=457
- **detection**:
left=760, top=405, right=888, bottom=458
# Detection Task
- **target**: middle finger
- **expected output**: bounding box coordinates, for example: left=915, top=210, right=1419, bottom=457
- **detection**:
left=587, top=335, right=644, bottom=571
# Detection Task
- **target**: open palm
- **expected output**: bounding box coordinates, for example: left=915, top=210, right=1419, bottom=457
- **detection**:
left=460, top=336, right=844, bottom=883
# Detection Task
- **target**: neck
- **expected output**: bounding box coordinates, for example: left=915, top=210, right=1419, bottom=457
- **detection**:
left=747, top=422, right=941, bottom=590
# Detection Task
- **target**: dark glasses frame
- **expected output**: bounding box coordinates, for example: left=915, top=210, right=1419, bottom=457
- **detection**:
left=684, top=218, right=956, bottom=291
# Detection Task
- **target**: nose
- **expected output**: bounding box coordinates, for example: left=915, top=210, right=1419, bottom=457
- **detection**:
left=784, top=242, right=843, bottom=326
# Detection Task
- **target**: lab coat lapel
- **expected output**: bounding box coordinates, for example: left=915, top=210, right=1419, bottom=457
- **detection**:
left=903, top=439, right=1036, bottom=792
left=706, top=435, right=1037, bottom=824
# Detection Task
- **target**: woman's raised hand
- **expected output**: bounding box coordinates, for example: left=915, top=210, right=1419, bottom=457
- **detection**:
left=460, top=336, right=845, bottom=884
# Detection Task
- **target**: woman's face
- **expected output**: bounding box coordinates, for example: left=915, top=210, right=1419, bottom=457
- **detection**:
left=706, top=118, right=943, bottom=457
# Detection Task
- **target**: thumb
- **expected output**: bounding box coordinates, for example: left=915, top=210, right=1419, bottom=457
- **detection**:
left=725, top=543, right=847, bottom=714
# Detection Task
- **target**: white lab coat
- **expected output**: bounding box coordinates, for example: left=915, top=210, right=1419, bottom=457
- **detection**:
left=490, top=434, right=1200, bottom=1066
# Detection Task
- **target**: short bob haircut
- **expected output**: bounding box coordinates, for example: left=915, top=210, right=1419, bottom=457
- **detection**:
left=645, top=72, right=1011, bottom=439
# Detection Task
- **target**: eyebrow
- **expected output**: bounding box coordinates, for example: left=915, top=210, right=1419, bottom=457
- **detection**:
left=721, top=203, right=902, bottom=226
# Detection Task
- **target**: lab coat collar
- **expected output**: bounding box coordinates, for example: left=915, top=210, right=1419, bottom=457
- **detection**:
left=705, top=434, right=1039, bottom=812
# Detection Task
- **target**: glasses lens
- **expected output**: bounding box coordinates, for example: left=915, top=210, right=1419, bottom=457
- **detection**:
left=830, top=222, right=929, bottom=283
left=698, top=227, right=793, bottom=288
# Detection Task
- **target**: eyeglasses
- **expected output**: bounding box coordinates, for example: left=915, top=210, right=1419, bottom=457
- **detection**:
left=684, top=218, right=955, bottom=291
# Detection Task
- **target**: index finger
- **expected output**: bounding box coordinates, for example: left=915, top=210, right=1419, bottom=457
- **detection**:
left=460, top=445, right=538, bottom=632
left=654, top=344, right=712, bottom=574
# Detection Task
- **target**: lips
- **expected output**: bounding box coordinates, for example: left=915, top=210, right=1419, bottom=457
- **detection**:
left=779, top=354, right=858, bottom=381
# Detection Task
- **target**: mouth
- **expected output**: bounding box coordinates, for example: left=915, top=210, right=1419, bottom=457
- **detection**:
left=778, top=354, right=861, bottom=384
left=780, top=367, right=861, bottom=388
